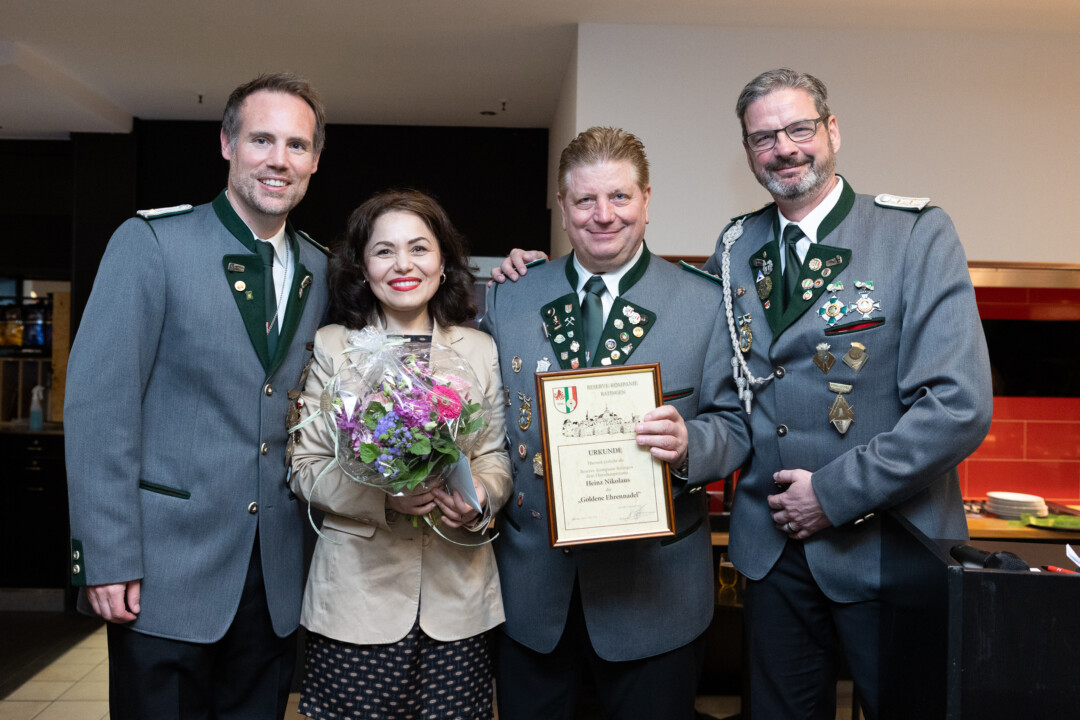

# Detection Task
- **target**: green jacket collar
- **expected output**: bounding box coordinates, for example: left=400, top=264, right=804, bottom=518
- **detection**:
left=755, top=178, right=855, bottom=339
left=212, top=189, right=300, bottom=251
left=564, top=241, right=651, bottom=295
left=215, top=190, right=313, bottom=375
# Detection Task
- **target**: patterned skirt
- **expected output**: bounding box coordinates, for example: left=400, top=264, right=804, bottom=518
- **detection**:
left=297, top=621, right=494, bottom=720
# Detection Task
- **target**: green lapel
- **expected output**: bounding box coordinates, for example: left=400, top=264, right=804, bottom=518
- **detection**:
left=748, top=236, right=783, bottom=333
left=267, top=232, right=314, bottom=375
left=547, top=244, right=654, bottom=368
left=215, top=192, right=274, bottom=370
left=754, top=180, right=856, bottom=339
left=774, top=242, right=852, bottom=335
left=541, top=293, right=586, bottom=370
left=593, top=296, right=656, bottom=367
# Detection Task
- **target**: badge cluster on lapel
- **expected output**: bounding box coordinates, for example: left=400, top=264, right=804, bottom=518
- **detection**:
left=540, top=295, right=585, bottom=368
left=749, top=242, right=853, bottom=338
left=540, top=295, right=655, bottom=369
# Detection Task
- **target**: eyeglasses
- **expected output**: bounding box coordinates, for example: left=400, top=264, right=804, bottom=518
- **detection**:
left=744, top=117, right=828, bottom=152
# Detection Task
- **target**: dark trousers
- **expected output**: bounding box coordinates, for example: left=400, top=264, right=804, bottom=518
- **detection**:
left=744, top=541, right=880, bottom=720
left=106, top=538, right=297, bottom=720
left=495, top=580, right=704, bottom=720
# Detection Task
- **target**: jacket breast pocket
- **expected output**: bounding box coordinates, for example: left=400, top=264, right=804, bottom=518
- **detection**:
left=662, top=387, right=694, bottom=403
left=138, top=480, right=191, bottom=500
left=823, top=317, right=886, bottom=337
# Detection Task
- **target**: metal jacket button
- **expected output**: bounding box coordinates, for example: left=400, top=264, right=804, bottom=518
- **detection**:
left=248, top=502, right=258, bottom=514
left=777, top=425, right=788, bottom=437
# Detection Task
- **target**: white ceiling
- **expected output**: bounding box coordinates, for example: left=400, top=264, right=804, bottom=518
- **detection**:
left=2, top=0, right=1077, bottom=139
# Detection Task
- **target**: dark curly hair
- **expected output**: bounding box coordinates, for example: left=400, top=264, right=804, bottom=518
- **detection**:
left=327, top=189, right=477, bottom=331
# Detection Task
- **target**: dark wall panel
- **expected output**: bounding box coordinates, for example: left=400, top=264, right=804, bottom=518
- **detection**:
left=3, top=121, right=549, bottom=335
left=0, top=141, right=73, bottom=280
left=70, top=133, right=137, bottom=332
left=134, top=121, right=550, bottom=256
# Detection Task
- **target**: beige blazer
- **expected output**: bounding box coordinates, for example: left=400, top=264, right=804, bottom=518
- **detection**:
left=290, top=322, right=511, bottom=644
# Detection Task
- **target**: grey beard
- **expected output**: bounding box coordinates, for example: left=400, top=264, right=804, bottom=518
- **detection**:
left=757, top=152, right=835, bottom=201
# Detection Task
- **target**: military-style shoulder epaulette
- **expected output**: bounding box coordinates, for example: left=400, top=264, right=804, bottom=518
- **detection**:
left=296, top=229, right=330, bottom=255
left=874, top=194, right=930, bottom=212
left=136, top=204, right=193, bottom=220
left=729, top=203, right=774, bottom=222
left=678, top=261, right=722, bottom=286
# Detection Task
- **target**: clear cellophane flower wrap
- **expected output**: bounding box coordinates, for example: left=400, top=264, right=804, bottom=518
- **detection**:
left=319, top=326, right=490, bottom=512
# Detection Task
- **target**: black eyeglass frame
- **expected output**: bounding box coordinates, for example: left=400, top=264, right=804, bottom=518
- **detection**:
left=743, top=116, right=830, bottom=152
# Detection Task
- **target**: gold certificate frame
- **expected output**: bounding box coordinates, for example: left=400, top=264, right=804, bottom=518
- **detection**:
left=535, top=364, right=675, bottom=547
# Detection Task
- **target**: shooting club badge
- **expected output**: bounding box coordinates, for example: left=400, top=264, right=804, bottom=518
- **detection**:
left=842, top=342, right=868, bottom=372
left=828, top=382, right=854, bottom=435
left=751, top=252, right=775, bottom=301
left=552, top=386, right=578, bottom=413
left=818, top=296, right=848, bottom=325
left=813, top=343, right=836, bottom=374
left=517, top=392, right=533, bottom=431
left=756, top=270, right=772, bottom=300
left=737, top=313, right=753, bottom=354
left=853, top=281, right=881, bottom=319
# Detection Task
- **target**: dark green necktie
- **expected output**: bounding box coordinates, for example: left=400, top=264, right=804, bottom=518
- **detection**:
left=581, top=275, right=606, bottom=363
left=256, top=240, right=279, bottom=358
left=782, top=224, right=804, bottom=311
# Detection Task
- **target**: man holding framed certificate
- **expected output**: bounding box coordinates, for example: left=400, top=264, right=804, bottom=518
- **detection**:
left=482, top=127, right=750, bottom=720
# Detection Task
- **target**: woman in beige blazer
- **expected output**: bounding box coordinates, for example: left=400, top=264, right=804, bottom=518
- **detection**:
left=290, top=189, right=511, bottom=720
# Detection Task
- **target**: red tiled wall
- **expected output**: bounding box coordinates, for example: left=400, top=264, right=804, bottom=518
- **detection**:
left=962, top=397, right=1080, bottom=501
left=964, top=286, right=1080, bottom=501
left=974, top=287, right=1080, bottom=320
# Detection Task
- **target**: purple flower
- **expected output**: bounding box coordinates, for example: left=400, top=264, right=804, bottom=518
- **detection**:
left=374, top=411, right=399, bottom=440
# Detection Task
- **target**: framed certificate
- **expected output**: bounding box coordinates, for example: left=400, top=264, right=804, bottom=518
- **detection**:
left=535, top=364, right=675, bottom=547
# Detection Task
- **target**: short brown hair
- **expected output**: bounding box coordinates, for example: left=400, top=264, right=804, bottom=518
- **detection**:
left=328, top=189, right=477, bottom=331
left=557, top=127, right=649, bottom=194
left=736, top=68, right=831, bottom=136
left=222, top=72, right=327, bottom=155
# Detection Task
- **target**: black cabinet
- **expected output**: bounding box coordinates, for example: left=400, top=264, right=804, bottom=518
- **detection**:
left=1, top=432, right=69, bottom=588
left=880, top=511, right=1080, bottom=718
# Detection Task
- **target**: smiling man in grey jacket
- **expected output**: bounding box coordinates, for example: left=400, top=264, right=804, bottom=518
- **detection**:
left=65, top=73, right=329, bottom=720
left=701, top=68, right=992, bottom=720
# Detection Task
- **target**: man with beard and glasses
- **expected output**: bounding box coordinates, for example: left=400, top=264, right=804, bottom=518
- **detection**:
left=65, top=73, right=329, bottom=720
left=695, top=68, right=992, bottom=719
left=491, top=68, right=992, bottom=720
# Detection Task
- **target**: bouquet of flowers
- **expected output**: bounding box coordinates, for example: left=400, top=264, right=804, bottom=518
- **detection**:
left=321, top=327, right=490, bottom=501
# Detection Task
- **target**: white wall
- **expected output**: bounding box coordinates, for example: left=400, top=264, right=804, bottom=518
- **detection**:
left=554, top=23, right=1080, bottom=262
left=548, top=31, right=578, bottom=259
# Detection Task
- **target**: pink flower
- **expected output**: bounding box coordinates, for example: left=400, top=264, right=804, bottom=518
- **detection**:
left=431, top=385, right=462, bottom=421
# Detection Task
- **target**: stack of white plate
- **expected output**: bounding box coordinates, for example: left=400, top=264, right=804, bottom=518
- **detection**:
left=986, top=491, right=1048, bottom=519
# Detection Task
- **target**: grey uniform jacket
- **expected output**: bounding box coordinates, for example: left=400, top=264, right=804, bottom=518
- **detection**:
left=65, top=191, right=329, bottom=642
left=482, top=246, right=750, bottom=661
left=703, top=179, right=992, bottom=602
